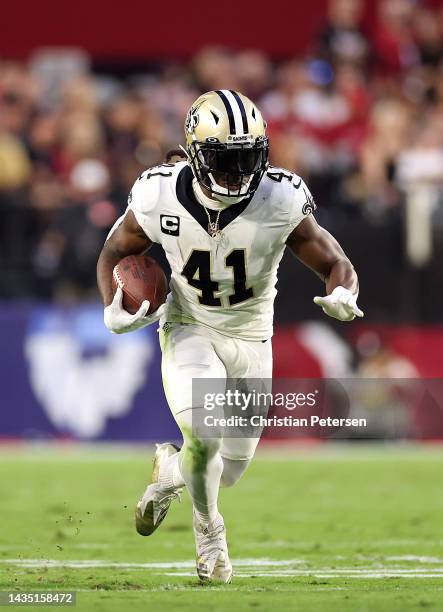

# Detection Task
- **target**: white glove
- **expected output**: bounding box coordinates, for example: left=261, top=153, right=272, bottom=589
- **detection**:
left=313, top=286, right=364, bottom=322
left=104, top=287, right=166, bottom=334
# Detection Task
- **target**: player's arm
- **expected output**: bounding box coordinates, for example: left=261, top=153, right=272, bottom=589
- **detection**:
left=97, top=210, right=151, bottom=306
left=286, top=215, right=363, bottom=321
left=97, top=210, right=164, bottom=333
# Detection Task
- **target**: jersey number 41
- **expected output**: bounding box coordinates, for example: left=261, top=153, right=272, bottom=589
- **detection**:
left=182, top=249, right=253, bottom=307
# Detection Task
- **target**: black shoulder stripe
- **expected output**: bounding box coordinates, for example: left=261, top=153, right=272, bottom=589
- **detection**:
left=230, top=90, right=248, bottom=134
left=215, top=90, right=235, bottom=134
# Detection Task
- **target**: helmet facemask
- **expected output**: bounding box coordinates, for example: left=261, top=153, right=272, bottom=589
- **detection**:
left=188, top=138, right=269, bottom=203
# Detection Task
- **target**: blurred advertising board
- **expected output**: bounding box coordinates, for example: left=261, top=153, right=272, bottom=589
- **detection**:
left=1, top=304, right=442, bottom=441
left=1, top=303, right=179, bottom=441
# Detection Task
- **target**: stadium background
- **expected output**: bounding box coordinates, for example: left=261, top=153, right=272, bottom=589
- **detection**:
left=1, top=0, right=443, bottom=442
left=1, top=3, right=443, bottom=610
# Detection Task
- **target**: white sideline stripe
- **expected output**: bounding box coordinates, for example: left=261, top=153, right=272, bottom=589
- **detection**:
left=3, top=558, right=443, bottom=579
left=0, top=558, right=304, bottom=569
left=160, top=572, right=443, bottom=579
left=74, top=586, right=350, bottom=592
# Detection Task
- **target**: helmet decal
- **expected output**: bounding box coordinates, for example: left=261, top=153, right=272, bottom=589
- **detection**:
left=185, top=100, right=205, bottom=135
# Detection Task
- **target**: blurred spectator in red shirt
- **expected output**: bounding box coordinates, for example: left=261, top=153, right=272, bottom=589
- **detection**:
left=373, top=0, right=419, bottom=75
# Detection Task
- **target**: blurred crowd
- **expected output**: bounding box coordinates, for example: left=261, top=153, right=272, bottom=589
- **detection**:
left=1, top=0, right=443, bottom=301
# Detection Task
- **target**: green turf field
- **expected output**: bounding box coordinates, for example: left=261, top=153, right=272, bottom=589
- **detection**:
left=0, top=444, right=442, bottom=611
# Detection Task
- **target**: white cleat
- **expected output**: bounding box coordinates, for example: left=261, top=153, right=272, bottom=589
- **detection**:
left=135, top=443, right=182, bottom=536
left=193, top=510, right=233, bottom=583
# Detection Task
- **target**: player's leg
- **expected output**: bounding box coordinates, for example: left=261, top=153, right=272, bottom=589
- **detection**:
left=218, top=336, right=273, bottom=487
left=136, top=324, right=226, bottom=537
left=159, top=324, right=232, bottom=581
left=161, top=324, right=228, bottom=522
left=220, top=453, right=254, bottom=488
left=172, top=406, right=233, bottom=582
left=174, top=406, right=224, bottom=525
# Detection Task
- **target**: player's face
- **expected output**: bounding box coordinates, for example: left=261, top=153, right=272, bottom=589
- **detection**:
left=200, top=147, right=265, bottom=193
left=214, top=173, right=250, bottom=191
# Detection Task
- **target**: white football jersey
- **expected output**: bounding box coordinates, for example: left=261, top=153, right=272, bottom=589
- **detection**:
left=126, top=161, right=315, bottom=341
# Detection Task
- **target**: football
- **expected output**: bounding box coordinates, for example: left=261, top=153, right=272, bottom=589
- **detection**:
left=112, top=254, right=168, bottom=315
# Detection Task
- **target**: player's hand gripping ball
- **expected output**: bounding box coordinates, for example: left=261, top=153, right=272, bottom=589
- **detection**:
left=104, top=255, right=168, bottom=334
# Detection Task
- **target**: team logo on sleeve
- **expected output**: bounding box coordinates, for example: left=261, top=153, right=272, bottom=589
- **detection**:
left=302, top=188, right=317, bottom=215
left=160, top=215, right=180, bottom=236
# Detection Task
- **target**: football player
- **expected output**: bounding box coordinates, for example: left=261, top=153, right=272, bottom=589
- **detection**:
left=97, top=90, right=363, bottom=583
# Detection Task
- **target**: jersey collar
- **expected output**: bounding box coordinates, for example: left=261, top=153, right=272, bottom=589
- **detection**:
left=175, top=165, right=254, bottom=235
